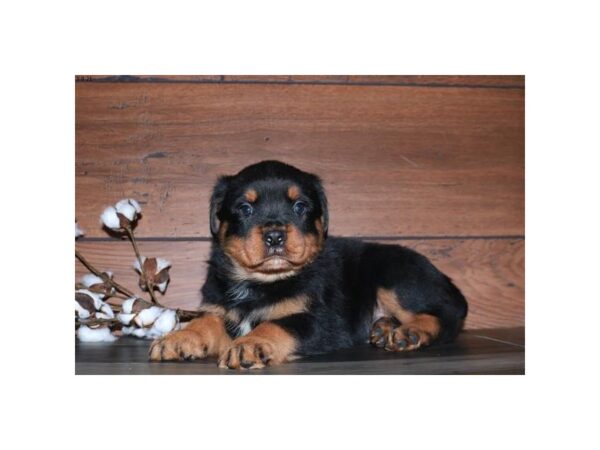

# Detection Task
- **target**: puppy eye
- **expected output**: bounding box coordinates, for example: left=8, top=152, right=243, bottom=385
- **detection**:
left=292, top=201, right=308, bottom=216
left=238, top=202, right=254, bottom=217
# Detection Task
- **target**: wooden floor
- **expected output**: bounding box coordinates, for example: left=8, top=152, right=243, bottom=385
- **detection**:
left=75, top=327, right=524, bottom=375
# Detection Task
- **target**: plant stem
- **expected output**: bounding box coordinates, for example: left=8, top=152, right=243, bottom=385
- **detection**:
left=76, top=317, right=121, bottom=327
left=125, top=226, right=163, bottom=307
left=75, top=250, right=135, bottom=298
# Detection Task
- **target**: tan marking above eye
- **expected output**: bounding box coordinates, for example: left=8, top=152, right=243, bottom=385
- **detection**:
left=244, top=189, right=258, bottom=202
left=287, top=185, right=300, bottom=201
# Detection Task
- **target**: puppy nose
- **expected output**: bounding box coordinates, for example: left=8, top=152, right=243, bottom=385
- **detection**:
left=264, top=229, right=285, bottom=247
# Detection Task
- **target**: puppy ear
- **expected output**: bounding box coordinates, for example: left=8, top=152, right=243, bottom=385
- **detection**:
left=313, top=176, right=329, bottom=237
left=209, top=176, right=231, bottom=237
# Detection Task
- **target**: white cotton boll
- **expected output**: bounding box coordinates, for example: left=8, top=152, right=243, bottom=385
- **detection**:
left=116, top=198, right=142, bottom=217
left=156, top=281, right=168, bottom=294
left=100, top=206, right=121, bottom=230
left=145, top=327, right=161, bottom=339
left=75, top=301, right=91, bottom=319
left=76, top=289, right=105, bottom=309
left=77, top=326, right=118, bottom=342
left=133, top=257, right=146, bottom=273
left=156, top=258, right=171, bottom=272
left=130, top=328, right=147, bottom=338
left=121, top=297, right=137, bottom=314
left=75, top=222, right=85, bottom=239
left=80, top=273, right=104, bottom=288
left=134, top=306, right=164, bottom=327
left=122, top=326, right=134, bottom=335
left=99, top=303, right=115, bottom=318
left=115, top=200, right=136, bottom=221
left=152, top=309, right=178, bottom=334
left=128, top=198, right=142, bottom=213
left=117, top=313, right=136, bottom=325
left=95, top=312, right=112, bottom=320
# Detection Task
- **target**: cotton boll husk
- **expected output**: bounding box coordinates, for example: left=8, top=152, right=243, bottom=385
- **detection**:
left=152, top=309, right=178, bottom=334
left=80, top=273, right=104, bottom=288
left=75, top=301, right=91, bottom=319
left=100, top=206, right=121, bottom=230
left=156, top=281, right=168, bottom=293
left=134, top=306, right=164, bottom=327
left=76, top=289, right=105, bottom=309
left=77, top=326, right=118, bottom=342
left=117, top=313, right=136, bottom=325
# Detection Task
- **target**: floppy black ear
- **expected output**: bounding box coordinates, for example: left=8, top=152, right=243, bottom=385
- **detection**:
left=314, top=177, right=329, bottom=237
left=209, top=176, right=231, bottom=237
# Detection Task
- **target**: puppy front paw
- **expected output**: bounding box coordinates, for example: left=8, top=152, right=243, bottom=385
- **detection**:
left=149, top=330, right=210, bottom=361
left=218, top=337, right=275, bottom=370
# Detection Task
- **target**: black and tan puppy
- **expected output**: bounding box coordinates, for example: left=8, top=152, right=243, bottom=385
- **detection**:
left=149, top=160, right=468, bottom=369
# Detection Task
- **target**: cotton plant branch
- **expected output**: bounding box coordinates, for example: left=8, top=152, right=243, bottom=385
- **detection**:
left=75, top=198, right=202, bottom=342
left=75, top=250, right=135, bottom=299
left=124, top=226, right=163, bottom=306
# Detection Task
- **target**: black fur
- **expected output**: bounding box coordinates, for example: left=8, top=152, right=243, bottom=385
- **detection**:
left=201, top=160, right=468, bottom=356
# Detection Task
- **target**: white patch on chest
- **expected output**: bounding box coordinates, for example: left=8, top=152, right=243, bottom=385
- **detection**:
left=226, top=282, right=251, bottom=302
left=238, top=318, right=253, bottom=336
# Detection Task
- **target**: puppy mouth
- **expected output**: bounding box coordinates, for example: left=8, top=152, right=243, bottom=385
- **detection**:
left=249, top=255, right=297, bottom=273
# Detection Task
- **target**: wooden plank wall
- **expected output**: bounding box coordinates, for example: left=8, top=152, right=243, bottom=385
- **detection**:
left=75, top=75, right=524, bottom=330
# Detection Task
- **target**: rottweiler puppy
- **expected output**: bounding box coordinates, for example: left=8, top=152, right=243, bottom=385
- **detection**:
left=149, top=160, right=468, bottom=369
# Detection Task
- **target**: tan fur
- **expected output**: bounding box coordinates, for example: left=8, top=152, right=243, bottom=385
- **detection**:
left=149, top=314, right=232, bottom=361
left=375, top=288, right=441, bottom=349
left=224, top=308, right=241, bottom=324
left=223, top=226, right=265, bottom=268
left=227, top=295, right=310, bottom=329
left=244, top=189, right=258, bottom=202
left=218, top=322, right=297, bottom=369
left=217, top=221, right=228, bottom=243
left=222, top=224, right=323, bottom=282
left=287, top=185, right=300, bottom=201
left=285, top=224, right=323, bottom=266
left=196, top=304, right=227, bottom=317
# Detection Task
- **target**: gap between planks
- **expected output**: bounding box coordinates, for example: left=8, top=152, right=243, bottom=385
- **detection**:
left=75, top=76, right=524, bottom=89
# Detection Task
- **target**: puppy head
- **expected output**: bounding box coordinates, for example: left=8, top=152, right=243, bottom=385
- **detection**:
left=210, top=160, right=328, bottom=282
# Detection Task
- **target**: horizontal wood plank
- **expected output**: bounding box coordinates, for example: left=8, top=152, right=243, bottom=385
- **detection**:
left=75, top=238, right=524, bottom=330
left=77, top=75, right=524, bottom=88
left=76, top=82, right=524, bottom=238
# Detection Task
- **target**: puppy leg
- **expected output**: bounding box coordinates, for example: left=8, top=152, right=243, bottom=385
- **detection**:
left=218, top=322, right=296, bottom=370
left=369, top=288, right=441, bottom=352
left=149, top=313, right=232, bottom=361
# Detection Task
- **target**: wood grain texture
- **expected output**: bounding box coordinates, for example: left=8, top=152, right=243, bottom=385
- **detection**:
left=75, top=238, right=524, bottom=330
left=76, top=82, right=524, bottom=238
left=77, top=75, right=524, bottom=88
